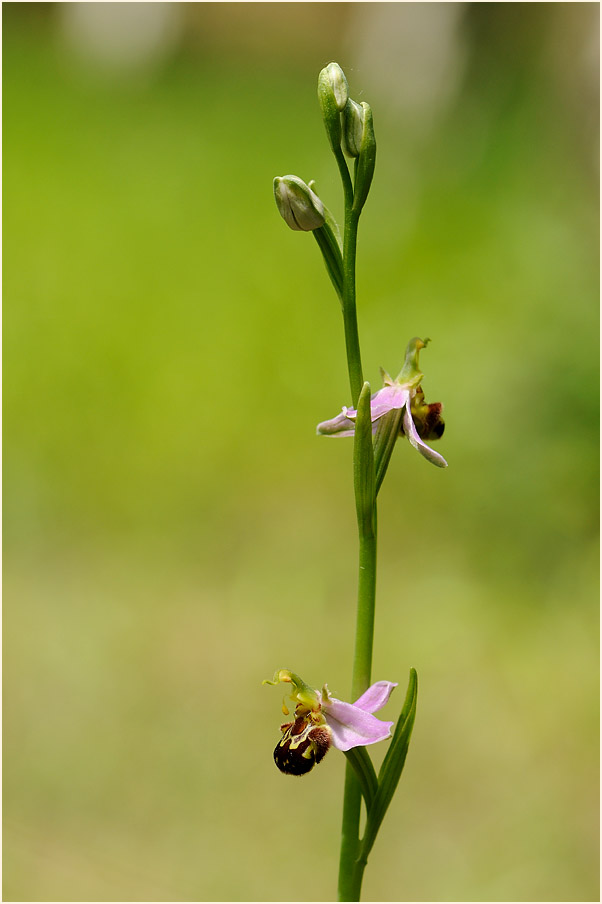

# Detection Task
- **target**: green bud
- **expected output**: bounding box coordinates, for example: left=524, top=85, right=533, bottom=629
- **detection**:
left=317, top=62, right=348, bottom=151
left=321, top=61, right=348, bottom=111
left=342, top=98, right=365, bottom=158
left=351, top=102, right=376, bottom=215
left=273, top=175, right=325, bottom=232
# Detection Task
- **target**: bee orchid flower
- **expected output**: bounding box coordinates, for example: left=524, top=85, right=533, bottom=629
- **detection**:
left=317, top=337, right=448, bottom=469
left=263, top=669, right=397, bottom=775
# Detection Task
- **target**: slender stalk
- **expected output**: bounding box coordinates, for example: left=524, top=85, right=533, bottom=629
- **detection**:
left=351, top=513, right=377, bottom=700
left=335, top=146, right=354, bottom=211
left=342, top=209, right=363, bottom=407
left=337, top=513, right=377, bottom=902
left=336, top=164, right=377, bottom=902
left=338, top=764, right=363, bottom=900
left=333, top=146, right=363, bottom=408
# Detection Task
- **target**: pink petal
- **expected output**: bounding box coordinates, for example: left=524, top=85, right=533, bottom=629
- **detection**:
left=323, top=698, right=394, bottom=751
left=403, top=406, right=448, bottom=468
left=353, top=680, right=398, bottom=713
left=316, top=409, right=356, bottom=436
left=343, top=386, right=409, bottom=422
left=369, top=385, right=409, bottom=420
left=318, top=387, right=409, bottom=437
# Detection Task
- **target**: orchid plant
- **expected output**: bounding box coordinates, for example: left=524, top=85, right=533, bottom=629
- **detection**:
left=266, top=63, right=447, bottom=901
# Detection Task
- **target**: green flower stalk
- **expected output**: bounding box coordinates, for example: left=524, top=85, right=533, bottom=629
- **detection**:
left=268, top=62, right=447, bottom=902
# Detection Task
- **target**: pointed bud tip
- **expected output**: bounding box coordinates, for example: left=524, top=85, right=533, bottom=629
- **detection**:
left=318, top=61, right=348, bottom=111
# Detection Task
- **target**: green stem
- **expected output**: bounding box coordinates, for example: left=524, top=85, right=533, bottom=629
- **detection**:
left=338, top=763, right=363, bottom=900
left=338, top=501, right=377, bottom=902
left=337, top=283, right=376, bottom=904
left=333, top=146, right=363, bottom=408
left=342, top=207, right=363, bottom=408
left=351, top=512, right=377, bottom=699
left=335, top=146, right=354, bottom=210
left=335, top=148, right=375, bottom=903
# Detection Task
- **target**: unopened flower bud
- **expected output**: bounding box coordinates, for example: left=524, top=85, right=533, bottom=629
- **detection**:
left=317, top=62, right=348, bottom=151
left=342, top=98, right=365, bottom=158
left=351, top=102, right=376, bottom=214
left=319, top=62, right=348, bottom=112
left=273, top=175, right=325, bottom=232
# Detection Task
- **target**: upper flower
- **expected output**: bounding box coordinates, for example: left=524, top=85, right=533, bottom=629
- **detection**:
left=263, top=668, right=397, bottom=775
left=317, top=337, right=448, bottom=469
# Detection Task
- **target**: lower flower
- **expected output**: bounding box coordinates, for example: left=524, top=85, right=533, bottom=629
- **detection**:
left=263, top=669, right=397, bottom=775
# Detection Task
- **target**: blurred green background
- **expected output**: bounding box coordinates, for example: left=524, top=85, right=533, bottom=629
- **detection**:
left=3, top=3, right=599, bottom=901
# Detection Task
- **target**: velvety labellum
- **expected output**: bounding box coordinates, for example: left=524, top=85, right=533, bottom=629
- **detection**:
left=273, top=716, right=332, bottom=775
